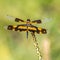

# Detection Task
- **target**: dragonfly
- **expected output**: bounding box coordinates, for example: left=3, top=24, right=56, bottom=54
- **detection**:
left=5, top=15, right=47, bottom=39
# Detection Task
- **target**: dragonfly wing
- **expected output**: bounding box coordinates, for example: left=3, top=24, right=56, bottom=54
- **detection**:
left=6, top=15, right=25, bottom=22
left=15, top=18, right=24, bottom=22
left=4, top=24, right=47, bottom=34
left=42, top=17, right=52, bottom=23
left=4, top=25, right=17, bottom=31
left=38, top=28, right=47, bottom=34
left=6, top=15, right=15, bottom=21
left=27, top=24, right=47, bottom=34
left=32, top=20, right=41, bottom=24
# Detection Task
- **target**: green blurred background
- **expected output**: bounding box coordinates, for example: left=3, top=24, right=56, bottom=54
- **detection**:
left=0, top=0, right=60, bottom=60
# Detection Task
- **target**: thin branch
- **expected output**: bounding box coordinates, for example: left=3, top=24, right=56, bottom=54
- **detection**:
left=31, top=32, right=42, bottom=60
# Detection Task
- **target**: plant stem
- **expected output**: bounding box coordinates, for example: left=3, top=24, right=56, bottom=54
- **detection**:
left=31, top=32, right=42, bottom=60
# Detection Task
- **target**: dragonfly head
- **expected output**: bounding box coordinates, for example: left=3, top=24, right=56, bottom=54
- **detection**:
left=27, top=19, right=31, bottom=24
left=27, top=19, right=30, bottom=21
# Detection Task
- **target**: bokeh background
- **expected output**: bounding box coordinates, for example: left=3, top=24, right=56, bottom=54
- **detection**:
left=0, top=0, right=60, bottom=60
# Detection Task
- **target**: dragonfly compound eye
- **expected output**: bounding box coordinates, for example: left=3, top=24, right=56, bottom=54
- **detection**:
left=27, top=19, right=30, bottom=21
left=41, top=29, right=47, bottom=34
left=8, top=25, right=13, bottom=30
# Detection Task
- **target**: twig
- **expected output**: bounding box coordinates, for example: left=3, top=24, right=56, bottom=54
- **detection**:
left=31, top=32, right=42, bottom=60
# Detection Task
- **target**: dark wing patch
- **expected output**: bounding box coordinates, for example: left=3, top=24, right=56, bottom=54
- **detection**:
left=32, top=20, right=41, bottom=24
left=41, top=29, right=47, bottom=34
left=7, top=25, right=17, bottom=31
left=15, top=18, right=25, bottom=22
left=7, top=25, right=13, bottom=30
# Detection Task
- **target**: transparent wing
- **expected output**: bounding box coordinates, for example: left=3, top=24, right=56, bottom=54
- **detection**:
left=41, top=17, right=52, bottom=34
left=6, top=15, right=15, bottom=21
left=42, top=17, right=52, bottom=23
left=4, top=26, right=8, bottom=30
left=6, top=15, right=25, bottom=22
